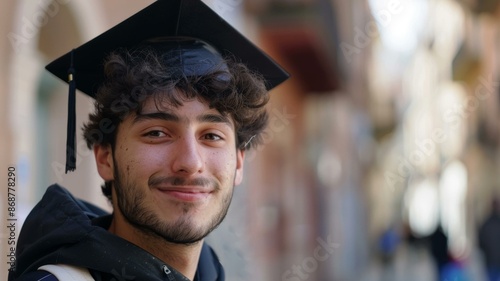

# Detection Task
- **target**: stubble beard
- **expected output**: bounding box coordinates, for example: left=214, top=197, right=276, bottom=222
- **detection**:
left=112, top=159, right=234, bottom=245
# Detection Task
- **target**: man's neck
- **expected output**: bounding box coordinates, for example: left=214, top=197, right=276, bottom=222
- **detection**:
left=108, top=218, right=202, bottom=280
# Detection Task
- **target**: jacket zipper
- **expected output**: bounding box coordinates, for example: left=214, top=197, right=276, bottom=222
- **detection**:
left=162, top=265, right=176, bottom=281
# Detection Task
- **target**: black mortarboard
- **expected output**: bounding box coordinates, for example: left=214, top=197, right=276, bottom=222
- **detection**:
left=45, top=0, right=289, bottom=173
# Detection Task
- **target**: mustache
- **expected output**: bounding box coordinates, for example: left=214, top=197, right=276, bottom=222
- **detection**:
left=148, top=176, right=216, bottom=189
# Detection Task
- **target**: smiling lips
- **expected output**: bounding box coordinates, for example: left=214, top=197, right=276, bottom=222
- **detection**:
left=155, top=187, right=212, bottom=202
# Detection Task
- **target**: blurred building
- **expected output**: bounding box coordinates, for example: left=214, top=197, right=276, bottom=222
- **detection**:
left=2, top=0, right=500, bottom=280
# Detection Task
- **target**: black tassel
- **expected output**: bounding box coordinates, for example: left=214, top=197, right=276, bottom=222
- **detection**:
left=66, top=49, right=76, bottom=173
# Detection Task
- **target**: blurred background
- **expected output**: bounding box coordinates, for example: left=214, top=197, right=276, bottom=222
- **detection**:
left=2, top=0, right=500, bottom=280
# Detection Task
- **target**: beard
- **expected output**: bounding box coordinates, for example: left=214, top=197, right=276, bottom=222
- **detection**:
left=112, top=158, right=234, bottom=245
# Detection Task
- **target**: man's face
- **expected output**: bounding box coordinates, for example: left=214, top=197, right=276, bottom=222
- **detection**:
left=99, top=96, right=244, bottom=244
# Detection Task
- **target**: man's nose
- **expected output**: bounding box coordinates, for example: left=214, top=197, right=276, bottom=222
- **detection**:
left=171, top=135, right=204, bottom=175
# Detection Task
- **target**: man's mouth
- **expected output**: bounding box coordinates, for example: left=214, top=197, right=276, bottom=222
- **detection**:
left=155, top=186, right=212, bottom=202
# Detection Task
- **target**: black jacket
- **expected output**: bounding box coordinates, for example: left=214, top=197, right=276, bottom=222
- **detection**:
left=8, top=184, right=225, bottom=281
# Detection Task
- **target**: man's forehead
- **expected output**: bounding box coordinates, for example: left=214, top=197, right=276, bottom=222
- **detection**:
left=139, top=95, right=212, bottom=114
left=135, top=96, right=233, bottom=126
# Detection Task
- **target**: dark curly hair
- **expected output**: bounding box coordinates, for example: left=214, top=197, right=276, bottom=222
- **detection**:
left=82, top=46, right=270, bottom=200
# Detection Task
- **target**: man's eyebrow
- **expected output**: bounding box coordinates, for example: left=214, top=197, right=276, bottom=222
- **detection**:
left=132, top=112, right=231, bottom=126
left=197, top=113, right=232, bottom=126
left=133, top=112, right=180, bottom=123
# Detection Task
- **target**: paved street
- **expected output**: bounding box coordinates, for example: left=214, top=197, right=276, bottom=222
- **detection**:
left=360, top=244, right=487, bottom=281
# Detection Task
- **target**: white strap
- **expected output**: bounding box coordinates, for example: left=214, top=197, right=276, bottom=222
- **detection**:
left=38, top=264, right=94, bottom=281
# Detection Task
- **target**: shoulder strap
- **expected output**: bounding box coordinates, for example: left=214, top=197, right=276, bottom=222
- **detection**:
left=38, top=264, right=94, bottom=281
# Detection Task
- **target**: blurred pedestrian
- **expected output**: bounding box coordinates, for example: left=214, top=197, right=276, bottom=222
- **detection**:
left=478, top=198, right=500, bottom=281
left=440, top=256, right=470, bottom=281
left=429, top=225, right=450, bottom=281
left=378, top=223, right=400, bottom=281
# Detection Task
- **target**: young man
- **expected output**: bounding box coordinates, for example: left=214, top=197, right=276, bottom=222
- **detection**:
left=8, top=0, right=288, bottom=280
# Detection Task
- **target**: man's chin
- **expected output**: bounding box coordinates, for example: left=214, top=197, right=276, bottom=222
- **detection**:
left=167, top=236, right=206, bottom=246
left=141, top=219, right=213, bottom=245
left=156, top=228, right=210, bottom=245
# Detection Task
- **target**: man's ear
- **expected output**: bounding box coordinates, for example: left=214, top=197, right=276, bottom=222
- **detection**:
left=94, top=144, right=114, bottom=181
left=234, top=149, right=245, bottom=186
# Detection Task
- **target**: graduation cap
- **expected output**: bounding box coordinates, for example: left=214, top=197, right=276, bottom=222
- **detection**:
left=45, top=0, right=289, bottom=173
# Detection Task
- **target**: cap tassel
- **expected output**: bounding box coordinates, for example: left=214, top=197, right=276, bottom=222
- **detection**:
left=66, top=49, right=77, bottom=173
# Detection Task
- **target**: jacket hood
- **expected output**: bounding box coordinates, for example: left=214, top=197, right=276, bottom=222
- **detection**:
left=9, top=184, right=224, bottom=281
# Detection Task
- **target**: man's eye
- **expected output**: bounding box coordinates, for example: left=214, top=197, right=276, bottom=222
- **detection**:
left=203, top=133, right=222, bottom=141
left=145, top=130, right=167, bottom=137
